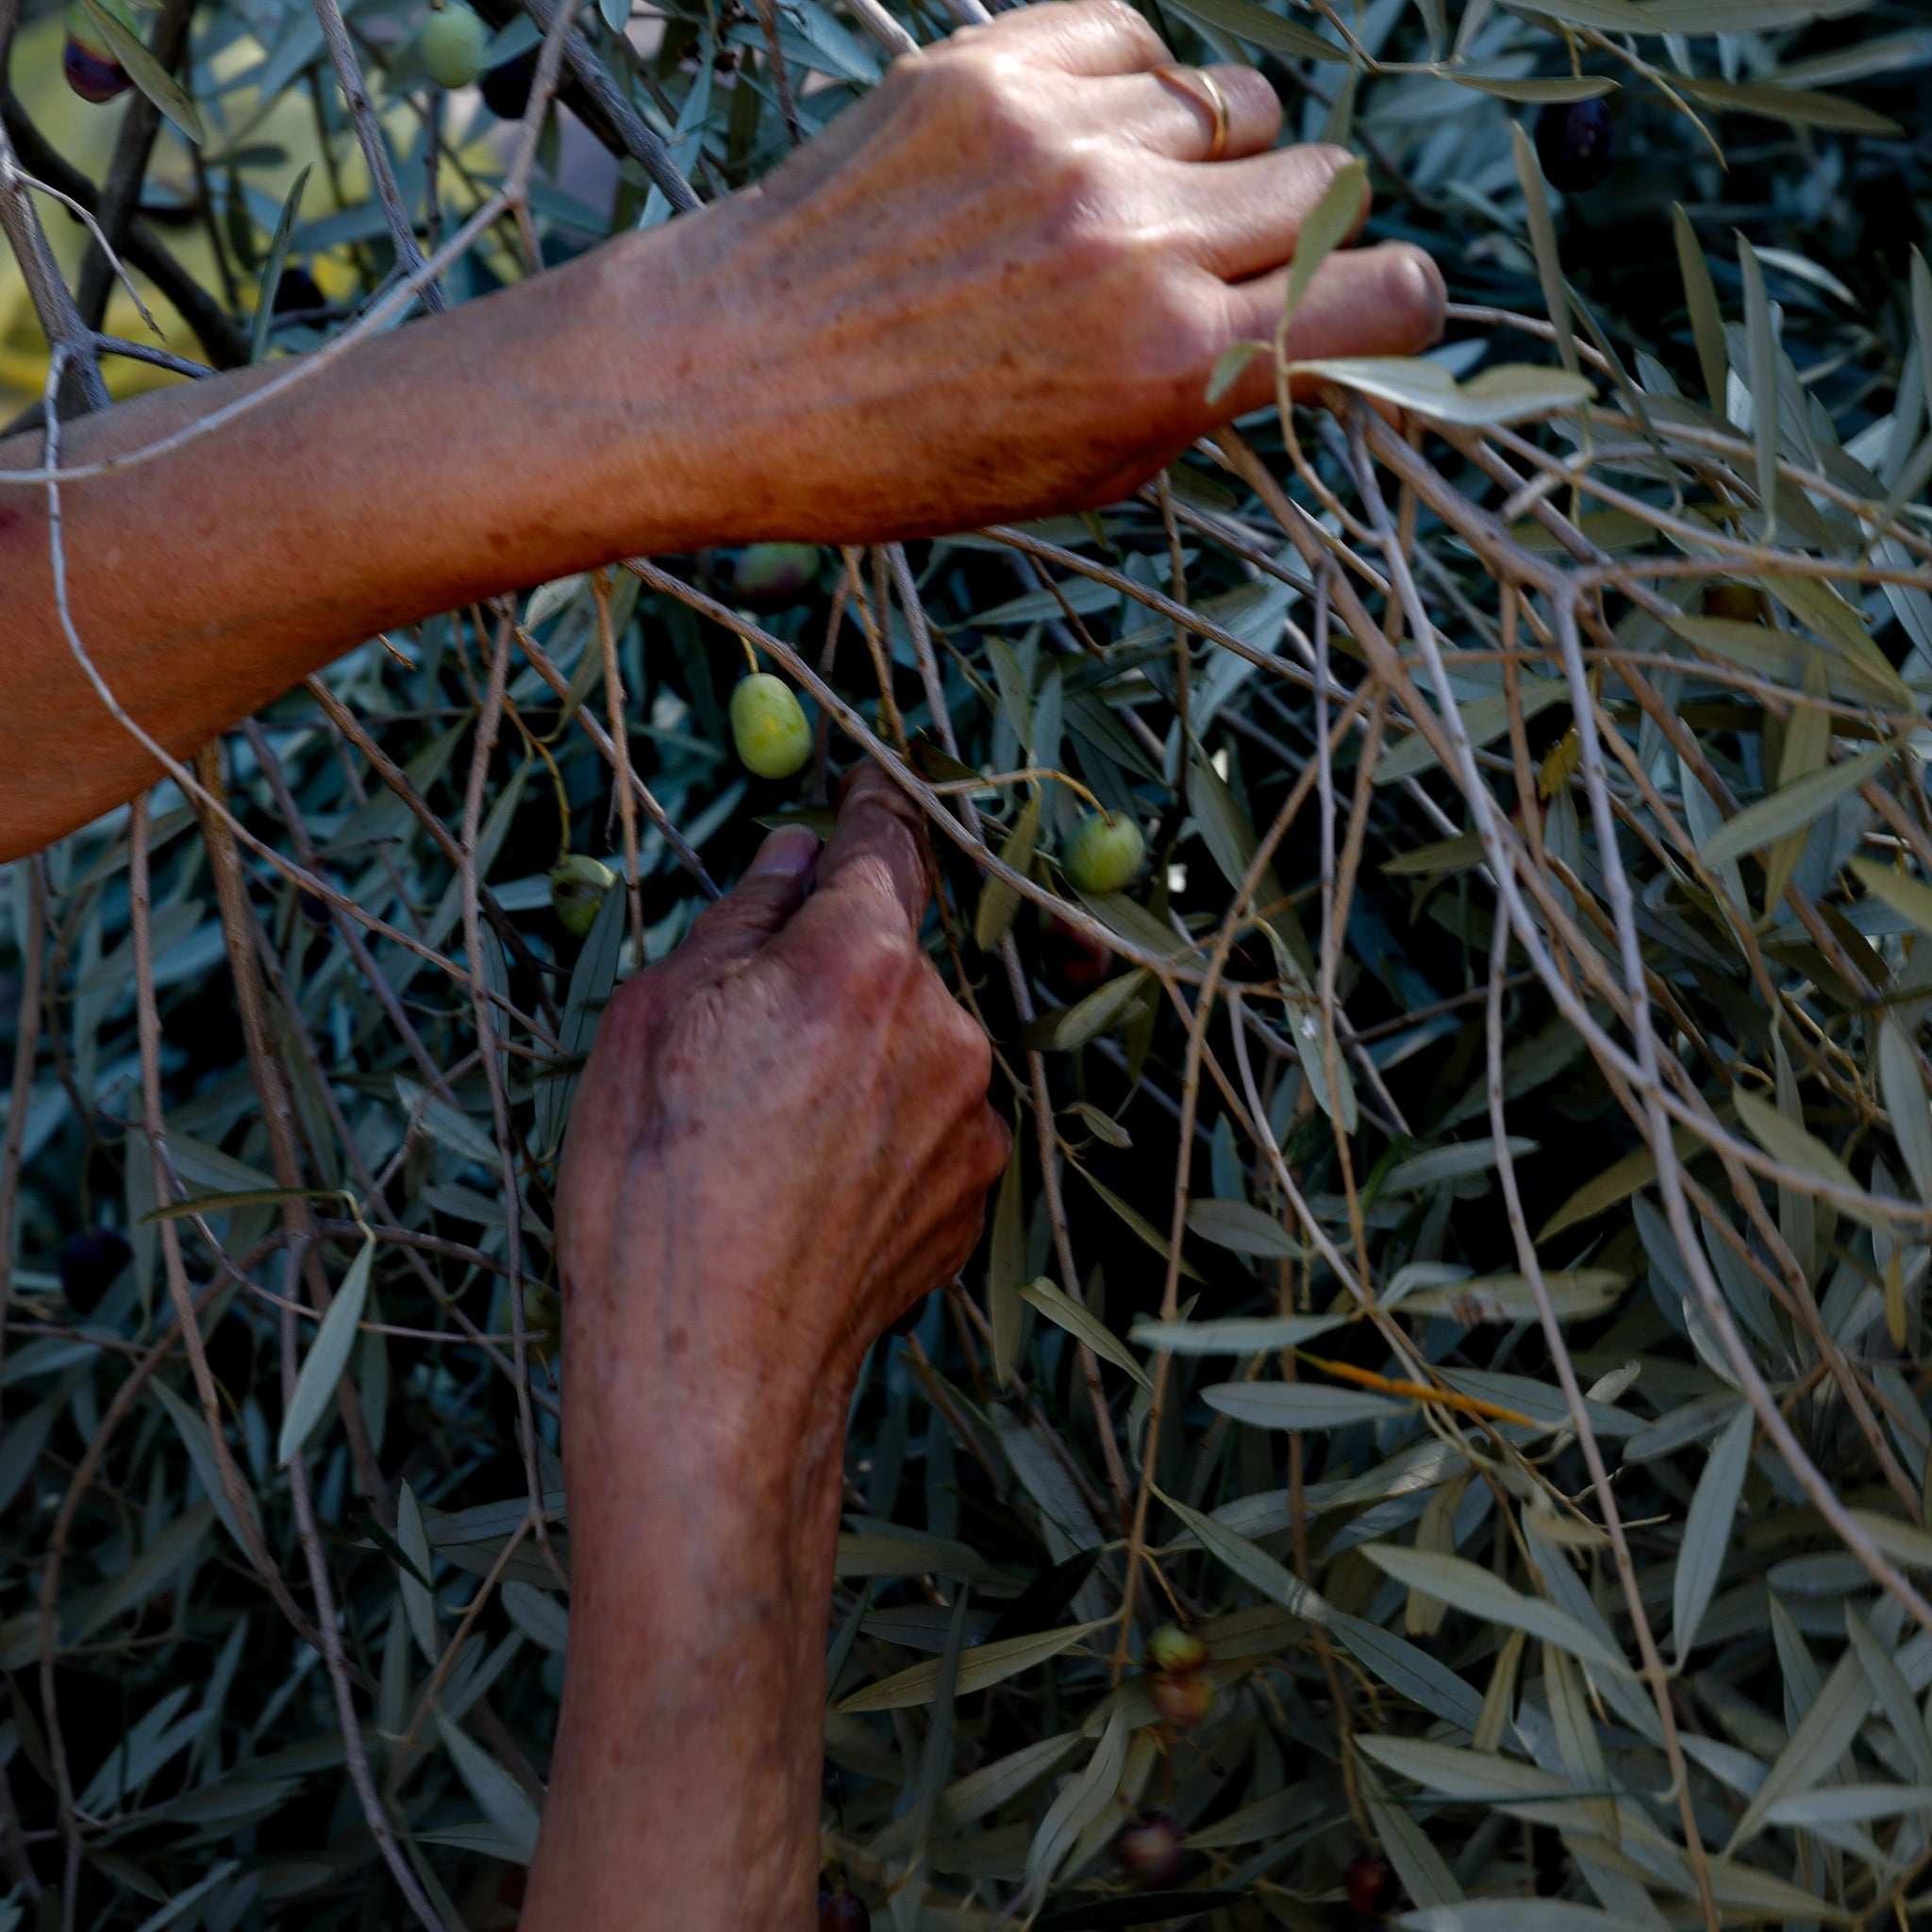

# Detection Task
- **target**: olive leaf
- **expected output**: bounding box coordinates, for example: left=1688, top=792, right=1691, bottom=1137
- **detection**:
left=1128, top=1312, right=1349, bottom=1353
left=1019, top=1277, right=1151, bottom=1389
left=1202, top=1382, right=1411, bottom=1430
left=1448, top=72, right=1617, bottom=101
left=1153, top=1485, right=1331, bottom=1625
left=1682, top=77, right=1903, bottom=134
left=1360, top=1546, right=1637, bottom=1678
left=1163, top=0, right=1346, bottom=59
left=1673, top=1402, right=1753, bottom=1665
left=1286, top=358, right=1595, bottom=425
left=975, top=791, right=1041, bottom=953
left=75, top=0, right=205, bottom=142
left=838, top=1618, right=1111, bottom=1714
left=1698, top=745, right=1890, bottom=868
left=1206, top=339, right=1267, bottom=408
left=249, top=166, right=313, bottom=366
left=275, top=1237, right=375, bottom=1467
left=1281, top=158, right=1368, bottom=334
left=1181, top=1196, right=1301, bottom=1257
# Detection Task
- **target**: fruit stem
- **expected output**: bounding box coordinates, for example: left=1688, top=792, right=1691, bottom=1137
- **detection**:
left=925, top=766, right=1104, bottom=815
left=740, top=638, right=759, bottom=675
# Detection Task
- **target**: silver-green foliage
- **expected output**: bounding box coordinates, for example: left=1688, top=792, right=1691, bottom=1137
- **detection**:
left=2, top=0, right=1931, bottom=1925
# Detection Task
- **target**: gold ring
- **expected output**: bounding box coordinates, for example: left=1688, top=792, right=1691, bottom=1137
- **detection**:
left=1157, top=64, right=1231, bottom=164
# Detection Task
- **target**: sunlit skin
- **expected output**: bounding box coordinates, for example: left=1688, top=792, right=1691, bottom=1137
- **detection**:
left=0, top=0, right=1441, bottom=862
left=0, top=6, right=1447, bottom=1924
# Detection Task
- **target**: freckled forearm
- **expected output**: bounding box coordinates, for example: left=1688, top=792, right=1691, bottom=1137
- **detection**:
left=0, top=213, right=748, bottom=860
left=521, top=1381, right=847, bottom=1932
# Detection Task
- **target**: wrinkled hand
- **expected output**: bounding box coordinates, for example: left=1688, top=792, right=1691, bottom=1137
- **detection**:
left=558, top=770, right=1008, bottom=1443
left=652, top=0, right=1445, bottom=541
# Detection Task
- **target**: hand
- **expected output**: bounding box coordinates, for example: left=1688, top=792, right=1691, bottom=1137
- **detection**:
left=0, top=0, right=1446, bottom=857
left=557, top=767, right=1009, bottom=1446
left=528, top=771, right=1007, bottom=1930
left=632, top=0, right=1445, bottom=540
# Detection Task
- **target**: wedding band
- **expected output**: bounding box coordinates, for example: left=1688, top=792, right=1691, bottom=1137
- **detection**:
left=1157, top=64, right=1231, bottom=164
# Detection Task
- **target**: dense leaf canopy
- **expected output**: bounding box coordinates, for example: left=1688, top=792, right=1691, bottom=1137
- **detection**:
left=1, top=0, right=1930, bottom=1925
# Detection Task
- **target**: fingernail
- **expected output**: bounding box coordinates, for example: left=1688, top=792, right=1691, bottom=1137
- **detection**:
left=746, top=824, right=820, bottom=879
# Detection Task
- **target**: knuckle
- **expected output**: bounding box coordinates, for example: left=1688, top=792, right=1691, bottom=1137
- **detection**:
left=1226, top=66, right=1284, bottom=135
left=934, top=50, right=1037, bottom=154
left=1379, top=242, right=1446, bottom=347
left=1086, top=0, right=1167, bottom=61
left=1302, top=141, right=1358, bottom=182
left=834, top=923, right=917, bottom=1001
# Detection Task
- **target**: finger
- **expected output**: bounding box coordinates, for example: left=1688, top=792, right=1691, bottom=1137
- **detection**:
left=807, top=763, right=931, bottom=937
left=1177, top=142, right=1369, bottom=282
left=1217, top=242, right=1446, bottom=417
left=958, top=0, right=1170, bottom=75
left=1122, top=64, right=1278, bottom=162
left=672, top=824, right=820, bottom=977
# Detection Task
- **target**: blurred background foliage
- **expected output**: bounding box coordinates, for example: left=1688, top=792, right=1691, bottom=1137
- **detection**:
left=1, top=0, right=1931, bottom=1927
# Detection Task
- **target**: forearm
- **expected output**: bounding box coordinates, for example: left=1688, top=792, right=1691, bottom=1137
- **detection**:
left=522, top=1366, right=848, bottom=1932
left=0, top=213, right=741, bottom=860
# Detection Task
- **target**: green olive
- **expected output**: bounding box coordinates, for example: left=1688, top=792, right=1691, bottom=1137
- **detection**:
left=420, top=3, right=490, bottom=87
left=1063, top=812, right=1146, bottom=894
left=730, top=673, right=812, bottom=779
left=1145, top=1624, right=1208, bottom=1674
left=549, top=853, right=615, bottom=937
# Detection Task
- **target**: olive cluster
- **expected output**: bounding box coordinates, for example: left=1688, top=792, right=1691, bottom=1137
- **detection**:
left=1143, top=1621, right=1214, bottom=1727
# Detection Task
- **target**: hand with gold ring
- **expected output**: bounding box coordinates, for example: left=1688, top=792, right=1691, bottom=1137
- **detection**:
left=2, top=0, right=1446, bottom=858
left=1154, top=64, right=1233, bottom=164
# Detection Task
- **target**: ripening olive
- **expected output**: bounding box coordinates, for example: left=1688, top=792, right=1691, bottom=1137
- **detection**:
left=818, top=1884, right=870, bottom=1932
left=1148, top=1667, right=1215, bottom=1727
left=1534, top=98, right=1615, bottom=194
left=1063, top=811, right=1146, bottom=894
left=420, top=3, right=490, bottom=88
left=1345, top=1850, right=1399, bottom=1916
left=730, top=673, right=812, bottom=779
left=1145, top=1623, right=1208, bottom=1674
left=1702, top=582, right=1763, bottom=624
left=734, top=543, right=821, bottom=608
left=62, top=0, right=130, bottom=100
left=549, top=853, right=615, bottom=937
left=1115, top=1812, right=1187, bottom=1890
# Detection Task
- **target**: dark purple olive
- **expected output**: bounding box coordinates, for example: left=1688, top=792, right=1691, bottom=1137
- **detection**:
left=1534, top=98, right=1614, bottom=193
left=1116, top=1811, right=1187, bottom=1890
left=60, top=1227, right=131, bottom=1313
left=818, top=1884, right=870, bottom=1932
left=480, top=49, right=538, bottom=120
left=1345, top=1850, right=1399, bottom=1917
left=63, top=35, right=130, bottom=101
left=272, top=266, right=326, bottom=317
left=732, top=543, right=820, bottom=609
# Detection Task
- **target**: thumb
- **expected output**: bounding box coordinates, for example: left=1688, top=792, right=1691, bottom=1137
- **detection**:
left=674, top=824, right=821, bottom=977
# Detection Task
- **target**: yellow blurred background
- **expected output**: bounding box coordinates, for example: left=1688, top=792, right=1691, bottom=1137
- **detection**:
left=1, top=8, right=497, bottom=418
